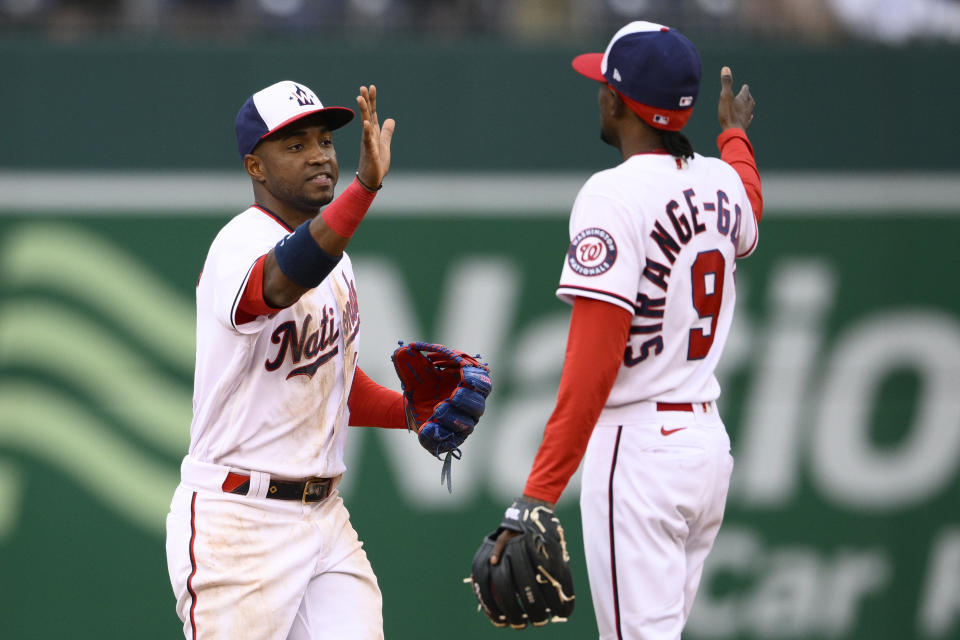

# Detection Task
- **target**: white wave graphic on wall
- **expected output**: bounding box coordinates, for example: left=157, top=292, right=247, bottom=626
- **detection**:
left=0, top=223, right=195, bottom=538
left=0, top=223, right=195, bottom=370
left=0, top=385, right=180, bottom=533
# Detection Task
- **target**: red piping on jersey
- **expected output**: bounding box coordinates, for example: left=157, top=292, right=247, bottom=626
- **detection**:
left=523, top=297, right=632, bottom=503
left=235, top=254, right=285, bottom=324
left=348, top=366, right=406, bottom=428
left=717, top=128, right=763, bottom=221
left=230, top=260, right=256, bottom=330
left=187, top=492, right=199, bottom=639
left=252, top=204, right=294, bottom=232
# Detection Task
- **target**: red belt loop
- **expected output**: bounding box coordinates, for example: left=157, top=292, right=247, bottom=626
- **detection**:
left=222, top=472, right=250, bottom=493
left=656, top=402, right=694, bottom=412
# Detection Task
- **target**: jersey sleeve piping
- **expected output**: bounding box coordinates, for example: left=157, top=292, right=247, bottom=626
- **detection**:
left=234, top=254, right=285, bottom=326
left=229, top=260, right=257, bottom=332
left=557, top=284, right=635, bottom=314
left=736, top=222, right=759, bottom=258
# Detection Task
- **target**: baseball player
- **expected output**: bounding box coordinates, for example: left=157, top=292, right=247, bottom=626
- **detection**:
left=485, top=22, right=763, bottom=639
left=164, top=80, right=409, bottom=639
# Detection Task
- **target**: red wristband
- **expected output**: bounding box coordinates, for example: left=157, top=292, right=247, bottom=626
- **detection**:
left=321, top=178, right=377, bottom=238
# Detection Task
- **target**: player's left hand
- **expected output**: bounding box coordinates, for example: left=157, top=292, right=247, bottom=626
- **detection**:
left=355, top=85, right=396, bottom=191
left=488, top=495, right=553, bottom=565
left=468, top=497, right=576, bottom=629
left=718, top=65, right=755, bottom=131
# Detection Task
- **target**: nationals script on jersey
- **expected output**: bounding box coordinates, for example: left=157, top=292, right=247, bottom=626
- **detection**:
left=557, top=151, right=757, bottom=406
left=190, top=207, right=360, bottom=478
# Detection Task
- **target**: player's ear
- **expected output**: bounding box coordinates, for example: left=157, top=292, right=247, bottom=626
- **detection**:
left=244, top=153, right=266, bottom=183
left=609, top=89, right=627, bottom=118
left=600, top=86, right=624, bottom=119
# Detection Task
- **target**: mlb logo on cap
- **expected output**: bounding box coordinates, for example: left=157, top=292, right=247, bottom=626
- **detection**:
left=572, top=21, right=702, bottom=131
left=235, top=80, right=355, bottom=158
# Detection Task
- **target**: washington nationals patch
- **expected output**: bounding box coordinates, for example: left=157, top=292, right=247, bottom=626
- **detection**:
left=567, top=227, right=618, bottom=276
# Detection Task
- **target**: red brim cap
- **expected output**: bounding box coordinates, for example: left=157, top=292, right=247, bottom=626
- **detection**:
left=615, top=89, right=692, bottom=131
left=572, top=53, right=606, bottom=82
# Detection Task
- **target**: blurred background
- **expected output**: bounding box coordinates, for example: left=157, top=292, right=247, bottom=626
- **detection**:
left=1, top=1, right=959, bottom=639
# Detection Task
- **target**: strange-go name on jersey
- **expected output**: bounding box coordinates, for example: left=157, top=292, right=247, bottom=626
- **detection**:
left=557, top=152, right=758, bottom=406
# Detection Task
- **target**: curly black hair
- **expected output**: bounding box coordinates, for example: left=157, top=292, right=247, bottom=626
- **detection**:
left=661, top=130, right=694, bottom=160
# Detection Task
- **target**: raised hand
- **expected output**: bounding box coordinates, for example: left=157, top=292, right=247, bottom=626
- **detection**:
left=718, top=66, right=755, bottom=131
left=355, top=85, right=396, bottom=191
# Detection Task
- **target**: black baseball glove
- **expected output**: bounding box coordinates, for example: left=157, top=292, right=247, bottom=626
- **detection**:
left=392, top=341, right=492, bottom=491
left=469, top=498, right=575, bottom=628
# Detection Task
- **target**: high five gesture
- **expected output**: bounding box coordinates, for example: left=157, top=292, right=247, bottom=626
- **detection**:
left=355, top=84, right=396, bottom=191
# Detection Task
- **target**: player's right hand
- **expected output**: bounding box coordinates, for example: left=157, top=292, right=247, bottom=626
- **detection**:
left=355, top=85, right=396, bottom=191
left=718, top=66, right=755, bottom=131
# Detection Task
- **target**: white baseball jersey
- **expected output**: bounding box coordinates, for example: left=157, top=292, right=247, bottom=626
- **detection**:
left=557, top=151, right=757, bottom=408
left=190, top=205, right=360, bottom=478
left=167, top=205, right=382, bottom=640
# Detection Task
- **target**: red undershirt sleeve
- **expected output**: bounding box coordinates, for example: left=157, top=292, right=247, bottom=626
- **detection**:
left=235, top=254, right=284, bottom=325
left=523, top=296, right=633, bottom=504
left=717, top=127, right=764, bottom=221
left=321, top=178, right=378, bottom=238
left=348, top=366, right=407, bottom=429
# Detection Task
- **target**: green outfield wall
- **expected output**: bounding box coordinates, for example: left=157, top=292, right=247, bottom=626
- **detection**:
left=0, top=199, right=958, bottom=639
left=2, top=37, right=960, bottom=172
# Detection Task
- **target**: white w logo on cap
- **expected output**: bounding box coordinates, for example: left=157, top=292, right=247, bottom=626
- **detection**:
left=291, top=85, right=316, bottom=107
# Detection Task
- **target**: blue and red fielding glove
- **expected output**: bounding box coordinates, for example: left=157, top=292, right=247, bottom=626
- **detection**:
left=391, top=341, right=492, bottom=491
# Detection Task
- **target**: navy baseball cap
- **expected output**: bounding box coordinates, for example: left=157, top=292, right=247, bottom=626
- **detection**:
left=572, top=21, right=701, bottom=131
left=235, top=80, right=355, bottom=157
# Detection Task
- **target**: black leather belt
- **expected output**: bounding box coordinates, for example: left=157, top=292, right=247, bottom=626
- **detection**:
left=221, top=472, right=337, bottom=503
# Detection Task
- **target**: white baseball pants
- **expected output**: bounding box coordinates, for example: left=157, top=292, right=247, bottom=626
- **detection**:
left=166, top=459, right=382, bottom=640
left=580, top=401, right=733, bottom=640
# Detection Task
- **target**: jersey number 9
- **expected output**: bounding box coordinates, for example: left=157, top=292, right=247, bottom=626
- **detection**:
left=688, top=249, right=725, bottom=360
